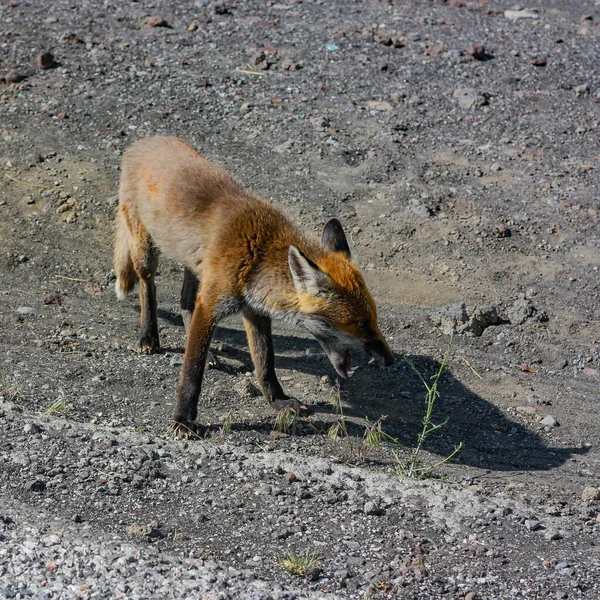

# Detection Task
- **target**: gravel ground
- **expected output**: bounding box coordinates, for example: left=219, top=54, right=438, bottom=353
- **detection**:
left=1, top=0, right=600, bottom=598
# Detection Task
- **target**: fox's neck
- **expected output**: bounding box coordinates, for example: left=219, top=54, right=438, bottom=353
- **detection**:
left=244, top=235, right=322, bottom=322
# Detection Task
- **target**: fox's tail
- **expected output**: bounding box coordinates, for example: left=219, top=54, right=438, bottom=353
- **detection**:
left=113, top=205, right=138, bottom=299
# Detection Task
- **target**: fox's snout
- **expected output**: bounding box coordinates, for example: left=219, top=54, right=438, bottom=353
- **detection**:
left=365, top=337, right=395, bottom=368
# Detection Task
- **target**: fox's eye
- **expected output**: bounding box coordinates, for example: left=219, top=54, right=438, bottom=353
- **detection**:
left=356, top=321, right=368, bottom=330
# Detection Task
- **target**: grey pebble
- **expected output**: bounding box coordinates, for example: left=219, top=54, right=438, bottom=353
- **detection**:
left=23, top=423, right=41, bottom=435
left=525, top=519, right=542, bottom=531
left=169, top=355, right=184, bottom=367
left=364, top=501, right=384, bottom=516
left=540, top=415, right=559, bottom=428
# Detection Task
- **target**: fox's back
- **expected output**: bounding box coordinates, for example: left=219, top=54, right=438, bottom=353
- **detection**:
left=119, top=136, right=250, bottom=268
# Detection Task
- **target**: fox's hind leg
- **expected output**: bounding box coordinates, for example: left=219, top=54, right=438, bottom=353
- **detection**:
left=130, top=227, right=160, bottom=354
left=114, top=205, right=138, bottom=300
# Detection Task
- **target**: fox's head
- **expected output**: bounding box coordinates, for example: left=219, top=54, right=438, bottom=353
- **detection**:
left=289, top=218, right=395, bottom=379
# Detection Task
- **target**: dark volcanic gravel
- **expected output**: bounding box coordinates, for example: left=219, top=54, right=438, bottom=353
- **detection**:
left=1, top=0, right=599, bottom=598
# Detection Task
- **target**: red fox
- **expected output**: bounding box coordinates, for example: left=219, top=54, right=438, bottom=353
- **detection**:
left=114, top=136, right=394, bottom=436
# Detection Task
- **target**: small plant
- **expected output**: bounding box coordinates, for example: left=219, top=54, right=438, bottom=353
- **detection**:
left=395, top=335, right=462, bottom=479
left=327, top=418, right=348, bottom=441
left=0, top=377, right=19, bottom=402
left=327, top=382, right=349, bottom=441
left=274, top=407, right=298, bottom=433
left=281, top=550, right=321, bottom=577
left=46, top=395, right=71, bottom=416
left=210, top=410, right=233, bottom=444
left=361, top=415, right=386, bottom=455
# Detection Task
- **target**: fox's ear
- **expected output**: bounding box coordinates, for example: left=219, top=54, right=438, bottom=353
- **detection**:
left=321, top=218, right=351, bottom=258
left=289, top=246, right=330, bottom=297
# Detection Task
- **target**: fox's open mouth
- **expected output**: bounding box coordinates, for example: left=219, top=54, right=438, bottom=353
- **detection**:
left=329, top=351, right=355, bottom=380
left=342, top=351, right=355, bottom=378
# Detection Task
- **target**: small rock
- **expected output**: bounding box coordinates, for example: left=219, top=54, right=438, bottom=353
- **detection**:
left=530, top=56, right=547, bottom=67
left=284, top=472, right=298, bottom=483
left=427, top=44, right=445, bottom=55
left=467, top=43, right=485, bottom=60
left=36, top=51, right=56, bottom=70
left=253, top=51, right=271, bottom=70
left=347, top=556, right=366, bottom=567
left=495, top=223, right=511, bottom=238
left=126, top=524, right=163, bottom=538
left=274, top=139, right=293, bottom=154
left=540, top=415, right=559, bottom=428
left=508, top=297, right=547, bottom=325
left=453, top=87, right=488, bottom=110
left=407, top=197, right=432, bottom=217
left=525, top=519, right=542, bottom=531
left=5, top=70, right=27, bottom=84
left=373, top=33, right=393, bottom=46
left=552, top=358, right=569, bottom=371
left=28, top=479, right=46, bottom=492
left=188, top=21, right=199, bottom=31
left=23, top=423, right=41, bottom=435
left=581, top=486, right=599, bottom=502
left=281, top=60, right=302, bottom=71
left=573, top=83, right=589, bottom=96
left=555, top=561, right=570, bottom=570
left=16, top=307, right=35, bottom=315
left=432, top=302, right=499, bottom=336
left=142, top=16, right=169, bottom=28
left=364, top=501, right=384, bottom=516
left=169, top=355, right=183, bottom=367
left=366, top=100, right=393, bottom=111
left=545, top=530, right=563, bottom=541
left=234, top=379, right=261, bottom=398
left=306, top=566, right=322, bottom=581
left=72, top=514, right=83, bottom=523
left=213, top=2, right=232, bottom=15
left=517, top=406, right=536, bottom=416
left=504, top=9, right=538, bottom=19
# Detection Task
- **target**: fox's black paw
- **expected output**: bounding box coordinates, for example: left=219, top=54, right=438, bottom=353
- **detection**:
left=168, top=420, right=204, bottom=440
left=137, top=336, right=160, bottom=355
left=206, top=351, right=221, bottom=370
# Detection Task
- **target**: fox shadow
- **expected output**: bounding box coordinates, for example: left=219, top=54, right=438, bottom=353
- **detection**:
left=343, top=355, right=586, bottom=472
left=208, top=324, right=582, bottom=473
left=154, top=312, right=583, bottom=472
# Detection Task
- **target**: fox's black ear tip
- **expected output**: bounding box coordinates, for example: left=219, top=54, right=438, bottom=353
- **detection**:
left=322, top=218, right=350, bottom=257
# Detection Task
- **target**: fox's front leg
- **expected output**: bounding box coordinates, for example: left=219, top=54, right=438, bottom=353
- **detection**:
left=242, top=307, right=309, bottom=414
left=180, top=268, right=220, bottom=370
left=171, top=293, right=217, bottom=438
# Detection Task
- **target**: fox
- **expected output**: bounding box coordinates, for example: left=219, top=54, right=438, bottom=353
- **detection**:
left=113, top=136, right=394, bottom=436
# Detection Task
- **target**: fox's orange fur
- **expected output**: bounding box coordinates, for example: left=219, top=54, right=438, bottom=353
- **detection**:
left=114, top=136, right=394, bottom=435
